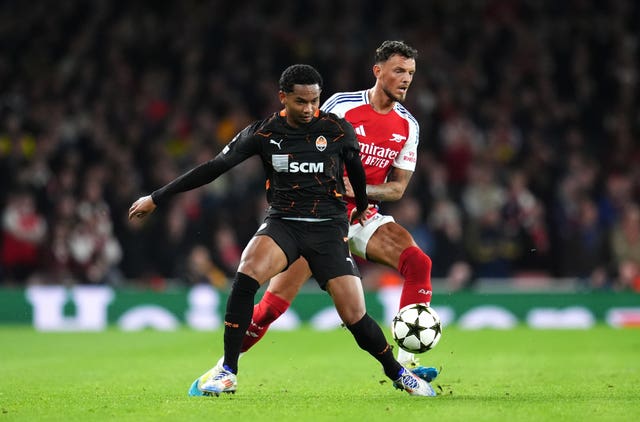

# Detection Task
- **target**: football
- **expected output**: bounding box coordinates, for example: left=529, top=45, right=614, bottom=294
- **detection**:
left=391, top=304, right=442, bottom=353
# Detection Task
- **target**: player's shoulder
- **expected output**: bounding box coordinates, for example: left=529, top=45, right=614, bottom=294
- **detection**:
left=393, top=102, right=419, bottom=129
left=246, top=112, right=285, bottom=138
left=227, top=113, right=280, bottom=148
left=321, top=90, right=368, bottom=113
left=317, top=110, right=356, bottom=135
left=253, top=112, right=280, bottom=131
left=318, top=110, right=350, bottom=127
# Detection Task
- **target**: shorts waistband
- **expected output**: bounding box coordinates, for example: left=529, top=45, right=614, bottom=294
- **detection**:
left=281, top=217, right=332, bottom=222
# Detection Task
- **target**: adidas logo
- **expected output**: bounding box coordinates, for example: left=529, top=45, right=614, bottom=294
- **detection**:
left=354, top=125, right=366, bottom=137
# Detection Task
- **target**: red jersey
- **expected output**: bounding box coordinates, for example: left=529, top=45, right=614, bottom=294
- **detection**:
left=321, top=90, right=420, bottom=215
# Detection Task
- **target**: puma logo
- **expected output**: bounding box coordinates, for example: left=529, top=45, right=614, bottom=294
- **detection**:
left=270, top=139, right=284, bottom=150
left=346, top=256, right=356, bottom=269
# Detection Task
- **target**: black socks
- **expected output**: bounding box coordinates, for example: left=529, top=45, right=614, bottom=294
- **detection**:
left=223, top=272, right=260, bottom=374
left=347, top=313, right=403, bottom=380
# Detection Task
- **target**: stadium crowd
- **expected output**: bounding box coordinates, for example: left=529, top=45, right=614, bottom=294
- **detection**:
left=1, top=0, right=639, bottom=292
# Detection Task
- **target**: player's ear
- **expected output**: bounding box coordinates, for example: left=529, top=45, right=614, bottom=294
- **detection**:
left=373, top=63, right=382, bottom=78
left=278, top=91, right=287, bottom=105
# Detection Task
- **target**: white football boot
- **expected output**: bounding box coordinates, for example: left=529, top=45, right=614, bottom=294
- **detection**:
left=199, top=365, right=237, bottom=396
left=393, top=367, right=437, bottom=397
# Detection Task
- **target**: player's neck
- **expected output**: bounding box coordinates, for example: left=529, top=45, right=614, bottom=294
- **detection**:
left=367, top=88, right=395, bottom=114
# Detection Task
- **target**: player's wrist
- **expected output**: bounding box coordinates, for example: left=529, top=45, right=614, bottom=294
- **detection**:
left=150, top=192, right=161, bottom=206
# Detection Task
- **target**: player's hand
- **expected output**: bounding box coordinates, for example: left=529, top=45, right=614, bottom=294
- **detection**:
left=349, top=205, right=376, bottom=226
left=128, top=195, right=156, bottom=220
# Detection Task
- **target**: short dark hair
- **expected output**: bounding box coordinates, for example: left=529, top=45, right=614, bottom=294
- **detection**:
left=375, top=40, right=418, bottom=63
left=279, top=64, right=323, bottom=93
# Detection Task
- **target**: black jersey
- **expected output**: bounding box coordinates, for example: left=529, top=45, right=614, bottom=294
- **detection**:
left=151, top=110, right=368, bottom=220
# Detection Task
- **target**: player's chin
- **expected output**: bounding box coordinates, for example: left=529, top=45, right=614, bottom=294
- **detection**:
left=396, top=90, right=408, bottom=101
left=388, top=91, right=405, bottom=103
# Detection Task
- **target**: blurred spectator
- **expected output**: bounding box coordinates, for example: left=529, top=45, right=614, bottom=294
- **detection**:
left=209, top=224, right=242, bottom=276
left=68, top=177, right=123, bottom=285
left=0, top=114, right=37, bottom=205
left=558, top=197, right=610, bottom=288
left=461, top=160, right=506, bottom=220
left=610, top=203, right=640, bottom=292
left=597, top=172, right=634, bottom=230
left=438, top=110, right=484, bottom=199
left=147, top=192, right=203, bottom=282
left=40, top=194, right=77, bottom=285
left=428, top=198, right=472, bottom=290
left=465, top=207, right=521, bottom=279
left=502, top=169, right=551, bottom=274
left=185, top=244, right=228, bottom=289
left=0, top=189, right=47, bottom=284
left=485, top=112, right=523, bottom=167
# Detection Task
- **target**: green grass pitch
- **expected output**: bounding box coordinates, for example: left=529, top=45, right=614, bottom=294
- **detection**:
left=1, top=325, right=638, bottom=421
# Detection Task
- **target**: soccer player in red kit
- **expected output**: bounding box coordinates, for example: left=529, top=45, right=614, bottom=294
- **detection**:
left=224, top=41, right=436, bottom=381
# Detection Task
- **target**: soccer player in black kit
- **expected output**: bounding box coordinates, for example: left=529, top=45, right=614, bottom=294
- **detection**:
left=128, top=64, right=435, bottom=397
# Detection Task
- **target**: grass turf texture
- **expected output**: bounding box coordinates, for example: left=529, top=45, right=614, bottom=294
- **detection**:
left=1, top=326, right=638, bottom=421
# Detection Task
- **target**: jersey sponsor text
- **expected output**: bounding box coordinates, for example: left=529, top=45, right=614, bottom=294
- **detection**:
left=272, top=154, right=325, bottom=173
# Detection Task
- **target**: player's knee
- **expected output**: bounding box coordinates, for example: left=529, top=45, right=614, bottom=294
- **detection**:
left=338, top=306, right=366, bottom=326
left=422, top=251, right=432, bottom=272
left=343, top=312, right=365, bottom=326
left=400, top=246, right=432, bottom=273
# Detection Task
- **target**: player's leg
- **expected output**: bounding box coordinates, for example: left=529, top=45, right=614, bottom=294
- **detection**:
left=309, top=219, right=435, bottom=397
left=353, top=218, right=434, bottom=369
left=365, top=222, right=432, bottom=306
left=325, top=275, right=435, bottom=397
left=307, top=220, right=401, bottom=381
left=194, top=233, right=289, bottom=396
left=198, top=256, right=312, bottom=394
left=241, top=257, right=312, bottom=352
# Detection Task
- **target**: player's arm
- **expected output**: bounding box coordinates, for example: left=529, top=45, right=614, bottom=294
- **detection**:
left=128, top=155, right=235, bottom=220
left=364, top=166, right=413, bottom=202
left=153, top=156, right=232, bottom=204
left=343, top=166, right=413, bottom=202
left=129, top=126, right=258, bottom=220
left=360, top=112, right=419, bottom=203
left=339, top=118, right=368, bottom=221
left=344, top=149, right=369, bottom=225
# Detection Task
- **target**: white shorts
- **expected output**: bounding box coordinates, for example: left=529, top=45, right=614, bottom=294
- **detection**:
left=348, top=212, right=395, bottom=259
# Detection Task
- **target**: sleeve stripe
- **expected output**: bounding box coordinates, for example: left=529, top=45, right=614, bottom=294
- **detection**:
left=395, top=103, right=420, bottom=144
left=321, top=91, right=365, bottom=112
left=395, top=103, right=419, bottom=127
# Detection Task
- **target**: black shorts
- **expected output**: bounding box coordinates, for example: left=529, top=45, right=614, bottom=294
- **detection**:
left=255, top=217, right=360, bottom=290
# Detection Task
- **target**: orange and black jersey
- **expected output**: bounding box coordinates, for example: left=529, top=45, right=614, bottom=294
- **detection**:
left=151, top=110, right=368, bottom=220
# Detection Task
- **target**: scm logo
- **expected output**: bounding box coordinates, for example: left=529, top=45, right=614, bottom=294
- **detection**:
left=271, top=154, right=325, bottom=173
left=289, top=162, right=324, bottom=173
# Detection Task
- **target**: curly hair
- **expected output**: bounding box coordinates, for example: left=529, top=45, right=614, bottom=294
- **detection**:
left=279, top=64, right=323, bottom=93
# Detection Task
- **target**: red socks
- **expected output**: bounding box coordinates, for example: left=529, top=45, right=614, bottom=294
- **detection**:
left=398, top=246, right=433, bottom=309
left=240, top=290, right=290, bottom=352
